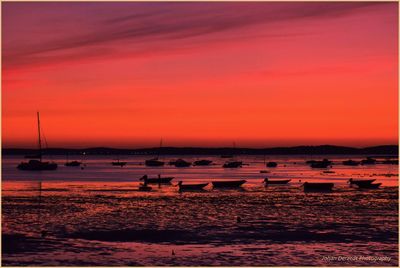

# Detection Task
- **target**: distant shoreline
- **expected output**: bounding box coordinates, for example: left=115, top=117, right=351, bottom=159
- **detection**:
left=2, top=145, right=398, bottom=156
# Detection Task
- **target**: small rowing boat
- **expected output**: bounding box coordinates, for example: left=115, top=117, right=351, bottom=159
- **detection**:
left=263, top=178, right=291, bottom=185
left=212, top=180, right=246, bottom=188
left=303, top=182, right=334, bottom=192
left=140, top=175, right=174, bottom=184
left=112, top=160, right=127, bottom=167
left=193, top=160, right=213, bottom=166
left=266, top=162, right=278, bottom=167
left=356, top=182, right=381, bottom=189
left=348, top=178, right=376, bottom=185
left=222, top=161, right=243, bottom=168
left=342, top=160, right=360, bottom=166
left=178, top=181, right=209, bottom=191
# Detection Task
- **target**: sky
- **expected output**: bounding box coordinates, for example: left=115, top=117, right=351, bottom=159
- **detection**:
left=2, top=2, right=398, bottom=148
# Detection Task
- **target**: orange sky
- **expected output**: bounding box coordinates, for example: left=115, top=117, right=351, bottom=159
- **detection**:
left=2, top=2, right=398, bottom=148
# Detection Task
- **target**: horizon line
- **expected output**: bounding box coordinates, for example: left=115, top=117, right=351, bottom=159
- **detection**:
left=3, top=144, right=398, bottom=151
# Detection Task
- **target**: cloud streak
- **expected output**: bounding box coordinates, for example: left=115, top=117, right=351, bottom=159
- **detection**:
left=3, top=2, right=391, bottom=69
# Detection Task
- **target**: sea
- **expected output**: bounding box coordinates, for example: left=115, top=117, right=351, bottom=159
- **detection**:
left=2, top=154, right=398, bottom=266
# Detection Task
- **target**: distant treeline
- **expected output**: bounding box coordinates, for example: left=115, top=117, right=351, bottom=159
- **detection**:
left=2, top=145, right=398, bottom=156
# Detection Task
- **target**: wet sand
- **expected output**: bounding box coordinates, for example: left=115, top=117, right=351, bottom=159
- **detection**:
left=2, top=155, right=398, bottom=266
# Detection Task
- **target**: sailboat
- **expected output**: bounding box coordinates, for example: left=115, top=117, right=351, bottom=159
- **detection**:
left=222, top=142, right=243, bottom=168
left=17, top=112, right=58, bottom=171
left=65, top=152, right=82, bottom=167
left=145, top=139, right=165, bottom=166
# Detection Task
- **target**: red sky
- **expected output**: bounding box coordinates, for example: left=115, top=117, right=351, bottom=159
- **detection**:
left=2, top=2, right=398, bottom=148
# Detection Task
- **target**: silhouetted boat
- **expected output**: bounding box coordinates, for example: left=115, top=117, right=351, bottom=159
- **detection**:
left=361, top=157, right=376, bottom=165
left=17, top=112, right=58, bottom=171
left=343, top=160, right=360, bottom=166
left=140, top=175, right=173, bottom=184
left=145, top=139, right=165, bottom=166
left=145, top=158, right=164, bottom=166
left=65, top=160, right=81, bottom=167
left=382, top=159, right=398, bottom=165
left=212, top=180, right=246, bottom=188
left=64, top=153, right=81, bottom=167
left=112, top=160, right=127, bottom=167
left=348, top=178, right=376, bottom=185
left=18, top=159, right=58, bottom=171
left=263, top=178, right=291, bottom=185
left=266, top=161, right=278, bottom=167
left=223, top=161, right=243, bottom=168
left=303, top=182, right=334, bottom=192
left=193, top=159, right=213, bottom=166
left=178, top=181, right=209, bottom=191
left=24, top=154, right=41, bottom=159
left=173, top=159, right=191, bottom=167
left=310, top=159, right=331, bottom=168
left=221, top=154, right=233, bottom=158
left=259, top=170, right=270, bottom=173
left=356, top=182, right=381, bottom=189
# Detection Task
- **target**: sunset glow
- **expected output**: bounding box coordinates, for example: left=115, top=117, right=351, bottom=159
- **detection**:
left=2, top=2, right=398, bottom=148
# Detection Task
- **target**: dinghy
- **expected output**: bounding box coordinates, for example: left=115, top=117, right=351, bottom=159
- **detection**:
left=212, top=180, right=246, bottom=188
left=303, top=182, right=334, bottom=192
left=177, top=181, right=208, bottom=191
left=140, top=175, right=174, bottom=184
left=263, top=178, right=291, bottom=185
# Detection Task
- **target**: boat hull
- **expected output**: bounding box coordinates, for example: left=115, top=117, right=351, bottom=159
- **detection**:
left=17, top=161, right=58, bottom=171
left=65, top=161, right=81, bottom=167
left=178, top=183, right=209, bottom=191
left=357, top=183, right=381, bottom=189
left=223, top=161, right=243, bottom=168
left=303, top=182, right=334, bottom=192
left=145, top=159, right=165, bottom=166
left=349, top=179, right=376, bottom=185
left=212, top=180, right=246, bottom=188
left=141, top=177, right=174, bottom=184
left=264, top=179, right=291, bottom=185
left=193, top=160, right=213, bottom=166
left=112, top=162, right=127, bottom=167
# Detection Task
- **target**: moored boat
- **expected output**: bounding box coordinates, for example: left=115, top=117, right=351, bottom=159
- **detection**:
left=145, top=158, right=165, bottom=166
left=382, top=159, right=398, bottom=165
left=173, top=159, right=191, bottom=167
left=348, top=178, right=376, bottom=185
left=343, top=160, right=360, bottom=166
left=145, top=139, right=165, bottom=166
left=193, top=159, right=213, bottom=166
left=177, top=181, right=209, bottom=191
left=112, top=160, right=127, bottom=167
left=17, top=112, right=58, bottom=171
left=65, top=160, right=82, bottom=167
left=303, top=182, right=334, bottom=192
left=309, top=159, right=331, bottom=168
left=212, top=180, right=246, bottom=188
left=361, top=157, right=376, bottom=165
left=266, top=162, right=278, bottom=168
left=356, top=182, right=382, bottom=189
left=263, top=178, right=291, bottom=185
left=140, top=175, right=174, bottom=184
left=222, top=161, right=243, bottom=168
left=18, top=159, right=58, bottom=171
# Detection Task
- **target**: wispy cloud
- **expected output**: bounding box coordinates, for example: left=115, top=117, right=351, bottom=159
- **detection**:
left=3, top=2, right=389, bottom=69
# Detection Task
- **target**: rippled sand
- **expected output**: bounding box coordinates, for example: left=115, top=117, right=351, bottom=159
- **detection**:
left=2, top=155, right=398, bottom=266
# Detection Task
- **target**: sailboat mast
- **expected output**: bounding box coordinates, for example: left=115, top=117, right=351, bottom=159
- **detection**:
left=37, top=112, right=42, bottom=161
left=157, top=138, right=163, bottom=159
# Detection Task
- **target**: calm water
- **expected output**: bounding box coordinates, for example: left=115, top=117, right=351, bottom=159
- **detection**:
left=2, top=155, right=399, bottom=266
